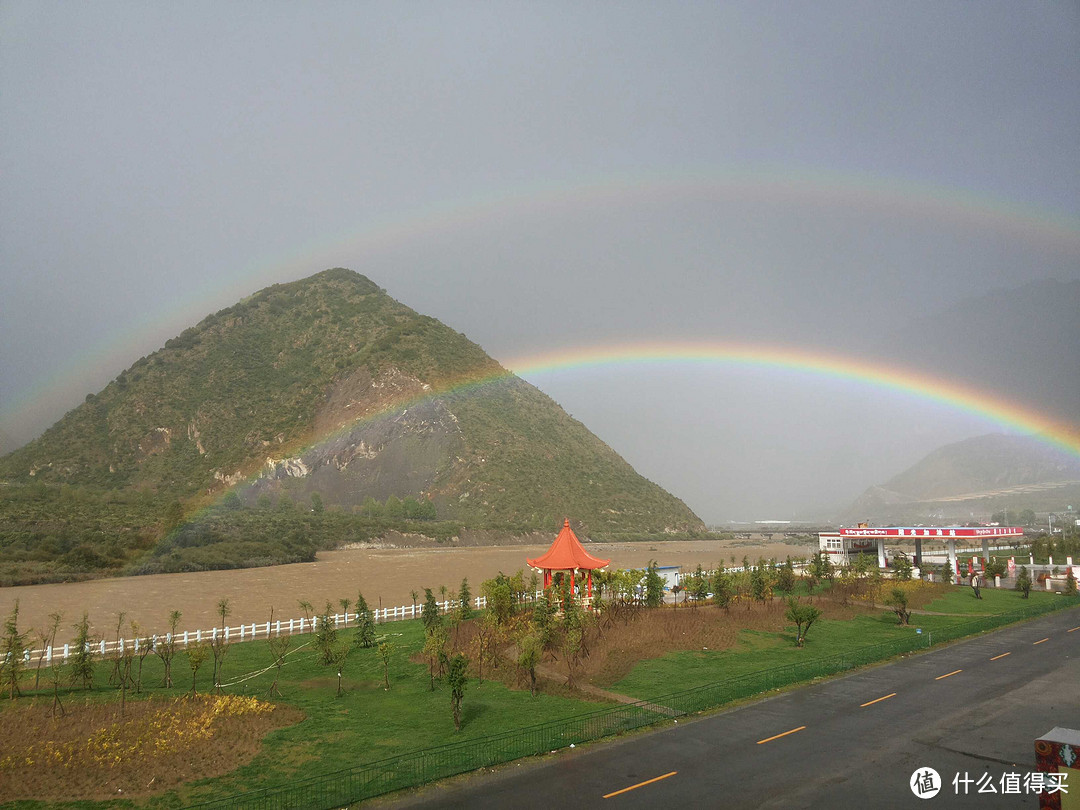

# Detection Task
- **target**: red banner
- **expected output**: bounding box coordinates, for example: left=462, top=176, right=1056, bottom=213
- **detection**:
left=838, top=527, right=1023, bottom=539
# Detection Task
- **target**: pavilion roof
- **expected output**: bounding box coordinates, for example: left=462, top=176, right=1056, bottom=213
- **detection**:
left=527, top=519, right=610, bottom=571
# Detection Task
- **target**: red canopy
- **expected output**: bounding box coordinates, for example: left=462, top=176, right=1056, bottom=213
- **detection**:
left=527, top=519, right=610, bottom=571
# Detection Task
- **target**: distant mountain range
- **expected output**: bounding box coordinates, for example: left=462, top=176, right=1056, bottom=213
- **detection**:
left=841, top=433, right=1080, bottom=525
left=1, top=268, right=702, bottom=536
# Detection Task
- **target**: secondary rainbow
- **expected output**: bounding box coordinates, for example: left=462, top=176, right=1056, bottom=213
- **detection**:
left=6, top=166, right=1079, bottom=435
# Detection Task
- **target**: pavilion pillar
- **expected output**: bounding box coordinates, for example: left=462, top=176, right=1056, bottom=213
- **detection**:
left=877, top=538, right=886, bottom=569
left=570, top=570, right=575, bottom=598
left=981, top=538, right=989, bottom=564
left=947, top=539, right=957, bottom=584
left=587, top=570, right=593, bottom=599
left=914, top=538, right=923, bottom=568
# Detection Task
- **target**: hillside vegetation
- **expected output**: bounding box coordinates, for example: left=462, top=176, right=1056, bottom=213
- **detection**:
left=0, top=269, right=703, bottom=581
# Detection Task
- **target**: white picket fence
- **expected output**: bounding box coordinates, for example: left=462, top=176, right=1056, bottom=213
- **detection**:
left=15, top=591, right=546, bottom=666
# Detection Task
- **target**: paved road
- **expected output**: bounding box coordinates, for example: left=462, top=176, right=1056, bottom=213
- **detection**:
left=389, top=605, right=1080, bottom=809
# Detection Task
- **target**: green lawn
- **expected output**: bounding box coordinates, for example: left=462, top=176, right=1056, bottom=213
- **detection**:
left=3, top=618, right=600, bottom=809
left=918, top=583, right=1060, bottom=614
left=611, top=587, right=1067, bottom=701
left=4, top=585, right=1075, bottom=808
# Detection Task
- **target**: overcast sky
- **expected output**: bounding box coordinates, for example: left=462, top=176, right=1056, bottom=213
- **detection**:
left=2, top=2, right=1078, bottom=521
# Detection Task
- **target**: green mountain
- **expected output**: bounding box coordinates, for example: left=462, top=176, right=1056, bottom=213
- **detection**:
left=841, top=433, right=1080, bottom=525
left=0, top=269, right=702, bottom=581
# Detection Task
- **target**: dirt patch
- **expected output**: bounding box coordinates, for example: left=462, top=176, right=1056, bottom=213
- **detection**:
left=0, top=694, right=303, bottom=802
left=0, top=539, right=806, bottom=645
left=432, top=596, right=872, bottom=699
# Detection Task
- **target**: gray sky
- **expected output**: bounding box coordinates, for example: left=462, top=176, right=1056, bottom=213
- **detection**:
left=2, top=2, right=1078, bottom=522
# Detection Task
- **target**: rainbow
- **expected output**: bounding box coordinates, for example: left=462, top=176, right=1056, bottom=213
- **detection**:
left=504, top=342, right=1080, bottom=457
left=157, top=339, right=1080, bottom=523
left=5, top=167, right=1079, bottom=436
left=275, top=341, right=1080, bottom=467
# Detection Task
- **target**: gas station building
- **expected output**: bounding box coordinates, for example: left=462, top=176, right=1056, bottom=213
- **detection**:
left=819, top=526, right=1025, bottom=575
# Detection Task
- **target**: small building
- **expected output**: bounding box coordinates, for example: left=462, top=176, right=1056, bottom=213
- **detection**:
left=653, top=565, right=682, bottom=592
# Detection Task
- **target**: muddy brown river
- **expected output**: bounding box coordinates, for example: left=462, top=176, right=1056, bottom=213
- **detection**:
left=1, top=538, right=809, bottom=644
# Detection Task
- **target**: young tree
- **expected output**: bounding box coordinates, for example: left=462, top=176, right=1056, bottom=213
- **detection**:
left=459, top=578, right=473, bottom=621
left=69, top=612, right=95, bottom=690
left=156, top=610, right=182, bottom=688
left=378, top=641, right=394, bottom=691
left=811, top=551, right=836, bottom=582
left=711, top=565, right=732, bottom=609
left=385, top=495, right=405, bottom=519
left=48, top=656, right=66, bottom=716
left=776, top=558, right=797, bottom=595
left=985, top=557, right=1007, bottom=581
left=644, top=561, right=664, bottom=608
left=108, top=611, right=127, bottom=686
left=353, top=592, right=376, bottom=649
left=310, top=492, right=324, bottom=514
left=447, top=653, right=469, bottom=731
left=117, top=629, right=135, bottom=716
left=410, top=590, right=419, bottom=611
left=33, top=611, right=63, bottom=691
left=561, top=626, right=583, bottom=688
left=423, top=625, right=449, bottom=691
left=481, top=574, right=515, bottom=624
left=187, top=642, right=209, bottom=697
left=1, top=601, right=28, bottom=699
left=331, top=640, right=351, bottom=697
left=885, top=587, right=912, bottom=626
left=211, top=598, right=232, bottom=693
left=532, top=591, right=557, bottom=649
left=471, top=612, right=498, bottom=685
left=803, top=563, right=819, bottom=598
left=131, top=620, right=153, bottom=694
left=939, top=562, right=955, bottom=585
left=750, top=561, right=772, bottom=605
left=1065, top=567, right=1077, bottom=596
left=517, top=632, right=542, bottom=697
left=1016, top=565, right=1032, bottom=598
left=784, top=597, right=822, bottom=648
left=422, top=588, right=443, bottom=635
left=892, top=556, right=914, bottom=582
left=266, top=609, right=291, bottom=698
left=314, top=604, right=338, bottom=665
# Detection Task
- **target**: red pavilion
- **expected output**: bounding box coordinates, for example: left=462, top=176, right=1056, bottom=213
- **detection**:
left=527, top=519, right=610, bottom=606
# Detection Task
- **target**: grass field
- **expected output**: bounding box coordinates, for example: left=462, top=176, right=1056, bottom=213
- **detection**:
left=611, top=586, right=1063, bottom=699
left=0, top=583, right=1073, bottom=807
left=0, top=618, right=600, bottom=808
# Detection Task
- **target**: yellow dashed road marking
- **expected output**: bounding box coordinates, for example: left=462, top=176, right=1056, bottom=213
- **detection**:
left=603, top=771, right=678, bottom=799
left=757, top=726, right=806, bottom=744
